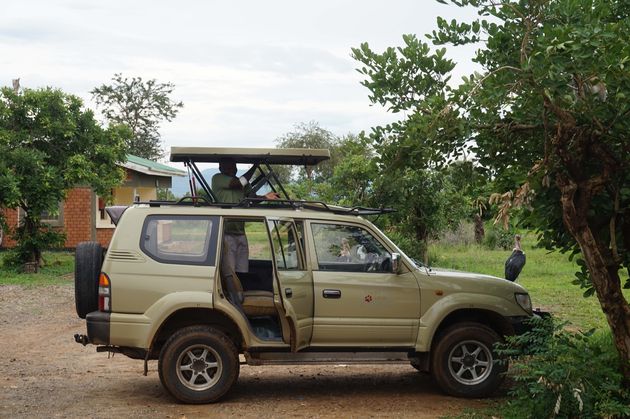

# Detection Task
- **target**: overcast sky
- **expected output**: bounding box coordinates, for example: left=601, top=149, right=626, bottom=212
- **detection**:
left=1, top=0, right=480, bottom=161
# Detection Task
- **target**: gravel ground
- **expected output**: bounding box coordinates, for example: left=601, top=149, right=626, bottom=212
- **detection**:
left=0, top=284, right=488, bottom=418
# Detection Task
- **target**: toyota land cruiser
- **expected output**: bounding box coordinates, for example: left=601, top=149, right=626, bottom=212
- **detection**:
left=73, top=147, right=539, bottom=404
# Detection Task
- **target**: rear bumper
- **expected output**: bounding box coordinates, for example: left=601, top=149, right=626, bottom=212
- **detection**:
left=509, top=309, right=551, bottom=335
left=85, top=311, right=110, bottom=345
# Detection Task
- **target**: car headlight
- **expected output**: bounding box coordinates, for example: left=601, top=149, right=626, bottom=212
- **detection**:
left=515, top=293, right=532, bottom=314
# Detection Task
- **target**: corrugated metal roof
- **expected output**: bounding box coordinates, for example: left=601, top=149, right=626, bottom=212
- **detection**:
left=122, top=154, right=186, bottom=177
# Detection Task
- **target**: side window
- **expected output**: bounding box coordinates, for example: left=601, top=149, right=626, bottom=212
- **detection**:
left=268, top=220, right=302, bottom=270
left=311, top=223, right=391, bottom=273
left=141, top=215, right=218, bottom=265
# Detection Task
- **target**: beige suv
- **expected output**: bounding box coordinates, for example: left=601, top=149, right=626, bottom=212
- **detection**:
left=74, top=147, right=539, bottom=404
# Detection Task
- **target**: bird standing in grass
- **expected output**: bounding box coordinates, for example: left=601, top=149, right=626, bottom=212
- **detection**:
left=505, top=234, right=526, bottom=282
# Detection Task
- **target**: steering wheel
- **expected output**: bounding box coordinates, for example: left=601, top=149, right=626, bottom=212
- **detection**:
left=364, top=253, right=380, bottom=272
left=380, top=256, right=391, bottom=272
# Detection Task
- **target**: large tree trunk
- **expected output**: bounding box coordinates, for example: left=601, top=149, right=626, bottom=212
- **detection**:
left=559, top=179, right=630, bottom=386
left=413, top=208, right=429, bottom=266
left=474, top=214, right=485, bottom=244
left=23, top=216, right=41, bottom=264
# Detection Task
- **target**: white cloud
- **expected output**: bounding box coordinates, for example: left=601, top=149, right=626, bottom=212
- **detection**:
left=1, top=0, right=481, bottom=155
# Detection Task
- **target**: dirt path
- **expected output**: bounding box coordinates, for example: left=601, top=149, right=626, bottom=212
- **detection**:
left=0, top=284, right=488, bottom=418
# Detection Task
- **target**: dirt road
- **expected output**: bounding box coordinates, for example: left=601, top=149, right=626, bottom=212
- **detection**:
left=0, top=284, right=488, bottom=418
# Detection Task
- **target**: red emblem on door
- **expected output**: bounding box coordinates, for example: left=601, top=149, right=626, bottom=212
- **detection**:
left=364, top=295, right=373, bottom=303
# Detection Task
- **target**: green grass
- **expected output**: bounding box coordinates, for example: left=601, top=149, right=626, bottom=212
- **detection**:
left=0, top=251, right=74, bottom=286
left=428, top=232, right=630, bottom=331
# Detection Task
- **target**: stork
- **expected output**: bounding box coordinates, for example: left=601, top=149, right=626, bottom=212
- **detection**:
left=505, top=234, right=526, bottom=282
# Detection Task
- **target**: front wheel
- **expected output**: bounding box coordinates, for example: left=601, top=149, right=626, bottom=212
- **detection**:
left=159, top=326, right=240, bottom=404
left=431, top=322, right=506, bottom=398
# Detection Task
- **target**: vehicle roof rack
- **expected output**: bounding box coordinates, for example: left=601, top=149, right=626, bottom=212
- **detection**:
left=239, top=198, right=395, bottom=216
left=165, top=146, right=392, bottom=216
left=141, top=197, right=395, bottom=216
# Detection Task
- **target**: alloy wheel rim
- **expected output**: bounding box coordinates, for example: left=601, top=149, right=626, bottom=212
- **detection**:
left=447, top=340, right=493, bottom=385
left=176, top=344, right=222, bottom=391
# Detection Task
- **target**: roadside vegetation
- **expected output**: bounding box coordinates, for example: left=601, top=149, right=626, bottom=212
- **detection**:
left=429, top=235, right=624, bottom=332
left=0, top=251, right=73, bottom=286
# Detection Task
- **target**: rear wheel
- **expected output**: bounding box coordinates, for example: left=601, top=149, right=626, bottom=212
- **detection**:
left=159, top=326, right=239, bottom=404
left=74, top=241, right=103, bottom=318
left=431, top=322, right=506, bottom=398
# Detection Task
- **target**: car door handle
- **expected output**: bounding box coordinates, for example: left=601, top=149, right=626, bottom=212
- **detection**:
left=285, top=288, right=293, bottom=298
left=323, top=289, right=341, bottom=299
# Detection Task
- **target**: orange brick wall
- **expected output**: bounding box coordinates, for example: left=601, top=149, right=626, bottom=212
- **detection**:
left=63, top=188, right=94, bottom=248
left=96, top=228, right=114, bottom=247
left=2, top=188, right=122, bottom=249
left=1, top=208, right=19, bottom=248
left=0, top=188, right=116, bottom=249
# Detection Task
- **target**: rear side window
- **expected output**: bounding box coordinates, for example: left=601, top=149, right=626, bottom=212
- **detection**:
left=140, top=215, right=219, bottom=265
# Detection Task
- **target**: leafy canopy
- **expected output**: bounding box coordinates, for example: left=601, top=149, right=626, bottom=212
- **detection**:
left=92, top=74, right=183, bottom=160
left=0, top=87, right=129, bottom=264
left=353, top=0, right=630, bottom=287
left=353, top=0, right=630, bottom=380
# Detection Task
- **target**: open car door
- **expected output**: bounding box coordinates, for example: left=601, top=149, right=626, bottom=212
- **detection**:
left=267, top=217, right=313, bottom=351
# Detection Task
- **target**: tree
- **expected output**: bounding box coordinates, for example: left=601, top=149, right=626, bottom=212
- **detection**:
left=0, top=87, right=129, bottom=267
left=374, top=167, right=463, bottom=261
left=319, top=134, right=378, bottom=206
left=275, top=121, right=339, bottom=188
left=444, top=161, right=495, bottom=243
left=353, top=0, right=630, bottom=382
left=91, top=74, right=183, bottom=160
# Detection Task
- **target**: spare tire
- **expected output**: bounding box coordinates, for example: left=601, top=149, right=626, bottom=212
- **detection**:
left=75, top=241, right=103, bottom=319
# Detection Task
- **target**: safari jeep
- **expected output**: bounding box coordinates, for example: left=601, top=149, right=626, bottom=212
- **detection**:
left=74, top=147, right=538, bottom=404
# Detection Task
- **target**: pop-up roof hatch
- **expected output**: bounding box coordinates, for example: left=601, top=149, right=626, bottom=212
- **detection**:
left=170, top=147, right=330, bottom=202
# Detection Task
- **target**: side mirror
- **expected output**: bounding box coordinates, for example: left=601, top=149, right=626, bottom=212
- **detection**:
left=391, top=253, right=400, bottom=274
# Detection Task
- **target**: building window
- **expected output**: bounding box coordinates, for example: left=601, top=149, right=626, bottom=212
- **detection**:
left=95, top=194, right=115, bottom=229
left=41, top=201, right=63, bottom=227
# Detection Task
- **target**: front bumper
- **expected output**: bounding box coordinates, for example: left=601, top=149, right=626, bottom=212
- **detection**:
left=75, top=311, right=110, bottom=345
left=509, top=309, right=551, bottom=335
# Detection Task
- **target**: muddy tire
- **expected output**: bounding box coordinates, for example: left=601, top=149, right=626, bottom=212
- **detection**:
left=410, top=357, right=427, bottom=372
left=431, top=322, right=506, bottom=398
left=75, top=241, right=103, bottom=319
left=159, top=326, right=240, bottom=404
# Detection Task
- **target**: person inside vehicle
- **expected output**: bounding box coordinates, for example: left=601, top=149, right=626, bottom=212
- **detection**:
left=211, top=157, right=280, bottom=204
left=338, top=237, right=351, bottom=262
left=212, top=158, right=279, bottom=297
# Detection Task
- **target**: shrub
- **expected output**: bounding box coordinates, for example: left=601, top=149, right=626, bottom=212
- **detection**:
left=435, top=221, right=475, bottom=247
left=383, top=228, right=424, bottom=261
left=4, top=224, right=65, bottom=270
left=496, top=316, right=630, bottom=418
left=484, top=224, right=515, bottom=250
